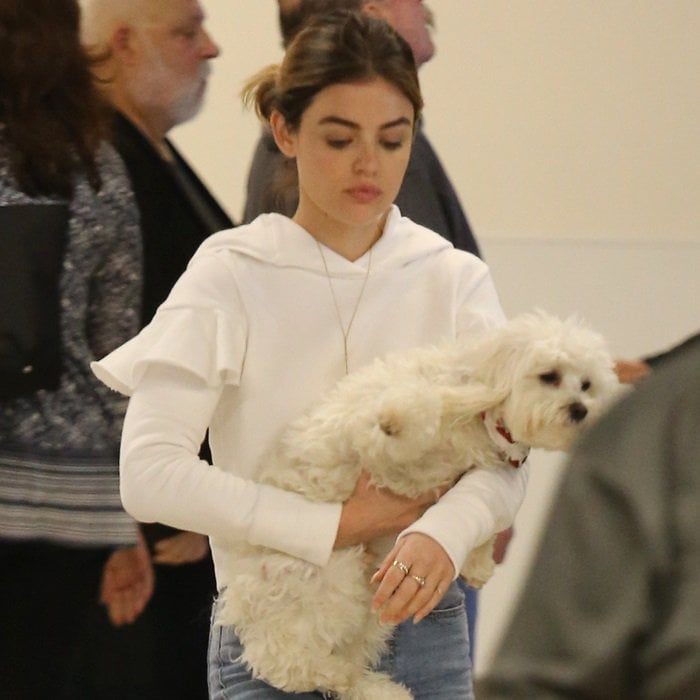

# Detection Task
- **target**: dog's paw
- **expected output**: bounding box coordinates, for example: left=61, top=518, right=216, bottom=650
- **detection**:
left=341, top=670, right=413, bottom=699
left=461, top=540, right=496, bottom=589
left=461, top=568, right=494, bottom=590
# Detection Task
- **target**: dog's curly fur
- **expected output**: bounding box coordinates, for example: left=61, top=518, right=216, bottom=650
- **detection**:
left=216, top=311, right=619, bottom=698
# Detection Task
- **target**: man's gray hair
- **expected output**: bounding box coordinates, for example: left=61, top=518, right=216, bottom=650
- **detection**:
left=79, top=0, right=145, bottom=50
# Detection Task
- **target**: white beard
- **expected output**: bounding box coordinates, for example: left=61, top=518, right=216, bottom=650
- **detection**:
left=128, top=38, right=210, bottom=129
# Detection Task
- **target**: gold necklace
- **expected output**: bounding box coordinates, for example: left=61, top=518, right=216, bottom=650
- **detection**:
left=315, top=239, right=373, bottom=375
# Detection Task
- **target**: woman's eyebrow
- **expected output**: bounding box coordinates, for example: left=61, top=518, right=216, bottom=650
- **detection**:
left=317, top=115, right=412, bottom=130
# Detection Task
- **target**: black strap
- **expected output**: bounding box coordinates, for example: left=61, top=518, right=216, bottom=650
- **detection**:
left=0, top=203, right=69, bottom=399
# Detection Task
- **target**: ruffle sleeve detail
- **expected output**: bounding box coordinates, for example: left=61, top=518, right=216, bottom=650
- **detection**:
left=92, top=306, right=246, bottom=396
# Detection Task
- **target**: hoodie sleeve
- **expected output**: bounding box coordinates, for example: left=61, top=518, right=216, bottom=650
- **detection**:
left=118, top=365, right=341, bottom=567
left=92, top=254, right=247, bottom=395
left=92, top=250, right=341, bottom=566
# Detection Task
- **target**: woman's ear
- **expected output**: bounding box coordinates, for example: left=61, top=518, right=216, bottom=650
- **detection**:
left=270, top=111, right=297, bottom=159
left=362, top=2, right=387, bottom=21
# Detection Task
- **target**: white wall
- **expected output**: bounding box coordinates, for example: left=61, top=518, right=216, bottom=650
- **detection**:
left=172, top=0, right=700, bottom=678
left=177, top=0, right=700, bottom=241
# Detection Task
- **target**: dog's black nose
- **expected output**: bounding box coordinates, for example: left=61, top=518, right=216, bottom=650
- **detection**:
left=569, top=402, right=588, bottom=423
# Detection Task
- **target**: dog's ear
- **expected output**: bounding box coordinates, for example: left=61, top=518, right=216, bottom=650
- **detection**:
left=440, top=383, right=508, bottom=421
left=461, top=337, right=527, bottom=395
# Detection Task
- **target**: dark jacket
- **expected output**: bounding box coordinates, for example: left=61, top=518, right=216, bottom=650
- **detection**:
left=112, top=111, right=233, bottom=546
left=113, top=112, right=233, bottom=325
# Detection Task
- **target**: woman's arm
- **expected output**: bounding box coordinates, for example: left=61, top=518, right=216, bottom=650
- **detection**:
left=120, top=364, right=435, bottom=567
left=403, top=463, right=529, bottom=574
left=120, top=364, right=341, bottom=566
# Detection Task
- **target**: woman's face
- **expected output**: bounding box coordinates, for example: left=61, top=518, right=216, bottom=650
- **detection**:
left=273, top=77, right=415, bottom=246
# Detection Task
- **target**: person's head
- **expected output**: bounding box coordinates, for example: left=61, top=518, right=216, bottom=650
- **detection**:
left=244, top=11, right=423, bottom=243
left=0, top=0, right=107, bottom=196
left=277, top=0, right=435, bottom=68
left=363, top=1, right=435, bottom=67
left=81, top=0, right=219, bottom=140
left=278, top=0, right=363, bottom=48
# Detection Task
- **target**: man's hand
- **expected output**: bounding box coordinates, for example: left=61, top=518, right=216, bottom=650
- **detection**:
left=99, top=532, right=154, bottom=626
left=614, top=359, right=651, bottom=384
left=153, top=531, right=209, bottom=565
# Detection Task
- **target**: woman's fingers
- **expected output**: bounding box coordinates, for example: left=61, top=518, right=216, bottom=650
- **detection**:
left=371, top=533, right=454, bottom=625
left=409, top=579, right=448, bottom=624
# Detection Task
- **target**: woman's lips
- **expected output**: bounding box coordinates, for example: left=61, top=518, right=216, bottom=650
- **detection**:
left=345, top=185, right=382, bottom=203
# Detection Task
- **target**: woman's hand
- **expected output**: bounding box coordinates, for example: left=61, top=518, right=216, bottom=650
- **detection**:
left=334, top=471, right=446, bottom=550
left=370, top=532, right=455, bottom=625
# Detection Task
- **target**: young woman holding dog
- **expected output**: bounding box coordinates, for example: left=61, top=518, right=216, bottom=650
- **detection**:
left=93, top=11, right=527, bottom=698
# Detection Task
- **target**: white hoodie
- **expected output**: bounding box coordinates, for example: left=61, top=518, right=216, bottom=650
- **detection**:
left=92, top=207, right=527, bottom=586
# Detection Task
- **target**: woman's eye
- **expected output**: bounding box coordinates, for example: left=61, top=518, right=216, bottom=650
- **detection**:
left=327, top=139, right=351, bottom=149
left=381, top=140, right=404, bottom=151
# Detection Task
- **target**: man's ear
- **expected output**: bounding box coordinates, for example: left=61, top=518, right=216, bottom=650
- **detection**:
left=270, top=110, right=297, bottom=158
left=110, top=25, right=138, bottom=64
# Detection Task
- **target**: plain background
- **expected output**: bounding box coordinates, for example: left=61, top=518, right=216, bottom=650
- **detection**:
left=150, top=0, right=698, bottom=677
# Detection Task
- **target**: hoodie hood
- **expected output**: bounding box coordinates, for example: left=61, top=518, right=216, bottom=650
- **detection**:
left=190, top=205, right=452, bottom=277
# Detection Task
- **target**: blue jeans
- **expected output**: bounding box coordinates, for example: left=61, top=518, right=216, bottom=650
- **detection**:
left=207, top=581, right=473, bottom=699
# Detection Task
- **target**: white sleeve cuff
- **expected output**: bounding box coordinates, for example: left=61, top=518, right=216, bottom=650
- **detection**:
left=399, top=463, right=529, bottom=578
left=248, top=484, right=342, bottom=567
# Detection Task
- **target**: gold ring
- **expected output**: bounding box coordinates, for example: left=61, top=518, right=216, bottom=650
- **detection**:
left=411, top=574, right=426, bottom=587
left=392, top=560, right=410, bottom=576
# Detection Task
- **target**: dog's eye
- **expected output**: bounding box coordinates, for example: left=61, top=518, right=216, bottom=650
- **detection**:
left=581, top=379, right=591, bottom=391
left=539, top=371, right=561, bottom=386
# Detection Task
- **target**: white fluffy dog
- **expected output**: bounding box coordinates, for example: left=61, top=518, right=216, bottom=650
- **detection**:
left=216, top=311, right=619, bottom=699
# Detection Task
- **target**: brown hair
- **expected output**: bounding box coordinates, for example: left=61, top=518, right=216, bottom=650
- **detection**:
left=0, top=0, right=109, bottom=197
left=244, top=10, right=422, bottom=133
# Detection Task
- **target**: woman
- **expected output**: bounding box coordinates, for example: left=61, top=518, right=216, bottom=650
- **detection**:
left=93, top=12, right=527, bottom=699
left=0, top=1, right=144, bottom=697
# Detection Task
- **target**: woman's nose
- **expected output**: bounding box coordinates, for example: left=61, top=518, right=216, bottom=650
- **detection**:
left=353, top=143, right=379, bottom=174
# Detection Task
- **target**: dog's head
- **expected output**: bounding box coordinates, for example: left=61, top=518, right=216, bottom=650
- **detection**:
left=466, top=311, right=619, bottom=451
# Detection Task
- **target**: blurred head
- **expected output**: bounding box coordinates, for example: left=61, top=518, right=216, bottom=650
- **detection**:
left=81, top=0, right=219, bottom=138
left=278, top=0, right=363, bottom=48
left=0, top=0, right=107, bottom=196
left=277, top=0, right=434, bottom=67
left=363, top=0, right=435, bottom=67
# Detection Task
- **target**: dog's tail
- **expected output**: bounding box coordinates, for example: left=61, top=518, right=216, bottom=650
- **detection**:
left=352, top=382, right=443, bottom=465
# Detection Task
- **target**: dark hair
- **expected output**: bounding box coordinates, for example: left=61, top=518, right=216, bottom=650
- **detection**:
left=279, top=0, right=365, bottom=48
left=0, top=0, right=109, bottom=197
left=245, top=10, right=422, bottom=132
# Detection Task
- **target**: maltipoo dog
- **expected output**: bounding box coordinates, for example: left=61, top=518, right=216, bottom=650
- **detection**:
left=216, top=311, right=619, bottom=699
